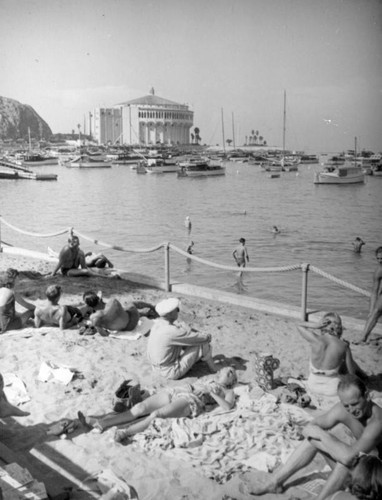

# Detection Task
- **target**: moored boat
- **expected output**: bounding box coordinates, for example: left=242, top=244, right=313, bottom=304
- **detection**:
left=314, top=164, right=365, bottom=184
left=15, top=152, right=59, bottom=166
left=64, top=155, right=112, bottom=169
left=177, top=159, right=225, bottom=177
left=145, top=158, right=180, bottom=174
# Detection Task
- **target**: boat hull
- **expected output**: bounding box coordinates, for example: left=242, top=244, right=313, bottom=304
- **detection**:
left=314, top=173, right=365, bottom=184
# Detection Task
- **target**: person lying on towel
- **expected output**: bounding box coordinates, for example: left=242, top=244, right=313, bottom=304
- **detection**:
left=81, top=290, right=157, bottom=336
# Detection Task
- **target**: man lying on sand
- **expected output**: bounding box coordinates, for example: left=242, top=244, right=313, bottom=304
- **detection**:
left=34, top=285, right=83, bottom=330
left=246, top=374, right=382, bottom=500
left=147, top=298, right=217, bottom=379
left=82, top=291, right=157, bottom=337
left=78, top=367, right=237, bottom=442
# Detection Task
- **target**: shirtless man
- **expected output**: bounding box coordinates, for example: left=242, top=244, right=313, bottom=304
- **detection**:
left=85, top=252, right=114, bottom=269
left=34, top=285, right=83, bottom=330
left=247, top=375, right=382, bottom=500
left=82, top=291, right=156, bottom=337
left=298, top=312, right=367, bottom=399
left=232, top=238, right=249, bottom=268
left=51, top=235, right=94, bottom=277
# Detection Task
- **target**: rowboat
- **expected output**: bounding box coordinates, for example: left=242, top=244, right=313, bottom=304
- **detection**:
left=64, top=155, right=112, bottom=168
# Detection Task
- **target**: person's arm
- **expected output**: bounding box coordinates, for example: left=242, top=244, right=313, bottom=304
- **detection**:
left=245, top=247, right=249, bottom=262
left=78, top=250, right=88, bottom=270
left=208, top=387, right=235, bottom=411
left=58, top=306, right=67, bottom=330
left=14, top=292, right=35, bottom=311
left=344, top=345, right=368, bottom=379
left=303, top=418, right=382, bottom=467
left=169, top=325, right=211, bottom=346
left=34, top=308, right=42, bottom=328
left=297, top=325, right=323, bottom=345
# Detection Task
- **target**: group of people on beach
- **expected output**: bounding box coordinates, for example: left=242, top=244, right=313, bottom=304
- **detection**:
left=1, top=231, right=382, bottom=500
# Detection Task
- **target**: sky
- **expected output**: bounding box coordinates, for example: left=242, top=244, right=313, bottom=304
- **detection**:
left=1, top=0, right=381, bottom=152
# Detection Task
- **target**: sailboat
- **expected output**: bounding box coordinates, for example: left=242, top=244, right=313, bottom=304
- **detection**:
left=280, top=91, right=299, bottom=172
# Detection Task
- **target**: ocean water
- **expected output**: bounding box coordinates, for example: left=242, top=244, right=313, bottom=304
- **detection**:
left=1, top=160, right=381, bottom=319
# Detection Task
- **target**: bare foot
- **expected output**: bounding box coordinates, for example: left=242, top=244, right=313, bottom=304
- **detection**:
left=77, top=411, right=103, bottom=432
left=247, top=480, right=281, bottom=496
left=0, top=397, right=30, bottom=418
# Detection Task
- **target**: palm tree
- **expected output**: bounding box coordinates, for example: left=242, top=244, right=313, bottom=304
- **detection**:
left=226, top=139, right=232, bottom=147
left=194, top=127, right=201, bottom=145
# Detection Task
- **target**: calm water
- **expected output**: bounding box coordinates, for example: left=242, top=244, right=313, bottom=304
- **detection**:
left=1, top=160, right=381, bottom=319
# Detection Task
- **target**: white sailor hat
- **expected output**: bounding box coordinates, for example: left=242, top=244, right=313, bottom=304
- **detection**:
left=155, top=298, right=180, bottom=316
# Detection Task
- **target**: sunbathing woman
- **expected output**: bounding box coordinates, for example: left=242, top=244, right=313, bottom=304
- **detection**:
left=0, top=268, right=35, bottom=334
left=34, top=285, right=83, bottom=330
left=78, top=366, right=237, bottom=443
left=297, top=312, right=368, bottom=399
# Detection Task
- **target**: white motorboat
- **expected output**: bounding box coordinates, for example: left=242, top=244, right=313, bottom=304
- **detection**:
left=145, top=158, right=180, bottom=174
left=314, top=164, right=365, bottom=184
left=178, top=159, right=225, bottom=177
left=64, top=155, right=112, bottom=168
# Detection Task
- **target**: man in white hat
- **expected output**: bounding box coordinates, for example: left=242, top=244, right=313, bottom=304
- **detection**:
left=147, top=298, right=216, bottom=379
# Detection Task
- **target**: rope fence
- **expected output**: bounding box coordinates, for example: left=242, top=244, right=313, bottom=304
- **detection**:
left=0, top=216, right=371, bottom=320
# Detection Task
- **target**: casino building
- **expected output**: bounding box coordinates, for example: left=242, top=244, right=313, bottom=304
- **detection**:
left=89, top=88, right=194, bottom=146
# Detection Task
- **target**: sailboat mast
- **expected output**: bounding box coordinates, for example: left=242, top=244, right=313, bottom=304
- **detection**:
left=282, top=90, right=286, bottom=157
left=221, top=108, right=226, bottom=152
left=354, top=136, right=357, bottom=167
left=232, top=112, right=236, bottom=149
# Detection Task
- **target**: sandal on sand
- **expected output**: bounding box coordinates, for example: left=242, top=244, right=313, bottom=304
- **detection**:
left=77, top=411, right=104, bottom=433
left=47, top=418, right=78, bottom=436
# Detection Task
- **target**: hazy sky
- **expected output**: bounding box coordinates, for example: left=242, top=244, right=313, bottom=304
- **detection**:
left=1, top=0, right=381, bottom=152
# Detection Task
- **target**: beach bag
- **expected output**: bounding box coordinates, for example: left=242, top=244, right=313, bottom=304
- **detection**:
left=253, top=353, right=280, bottom=391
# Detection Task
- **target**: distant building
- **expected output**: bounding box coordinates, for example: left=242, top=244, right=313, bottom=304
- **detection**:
left=89, top=88, right=193, bottom=146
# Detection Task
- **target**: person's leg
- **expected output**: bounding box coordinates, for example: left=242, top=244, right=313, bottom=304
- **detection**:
left=247, top=439, right=318, bottom=495
left=114, top=398, right=191, bottom=442
left=81, top=391, right=171, bottom=431
left=316, top=463, right=350, bottom=500
left=361, top=301, right=382, bottom=342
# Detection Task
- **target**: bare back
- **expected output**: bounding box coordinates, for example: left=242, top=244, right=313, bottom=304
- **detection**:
left=90, top=298, right=130, bottom=330
left=310, top=335, right=348, bottom=371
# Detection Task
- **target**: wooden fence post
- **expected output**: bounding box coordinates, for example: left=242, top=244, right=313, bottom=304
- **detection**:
left=301, top=263, right=310, bottom=320
left=164, top=242, right=170, bottom=291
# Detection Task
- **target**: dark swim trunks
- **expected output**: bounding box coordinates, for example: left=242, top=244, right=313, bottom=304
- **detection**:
left=124, top=303, right=139, bottom=331
left=66, top=306, right=83, bottom=322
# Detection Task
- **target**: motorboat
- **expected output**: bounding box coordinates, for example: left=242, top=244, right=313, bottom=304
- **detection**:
left=314, top=164, right=365, bottom=184
left=145, top=158, right=180, bottom=174
left=64, top=155, right=112, bottom=168
left=177, top=159, right=225, bottom=177
left=15, top=152, right=59, bottom=166
left=0, top=158, right=57, bottom=180
left=299, top=154, right=319, bottom=164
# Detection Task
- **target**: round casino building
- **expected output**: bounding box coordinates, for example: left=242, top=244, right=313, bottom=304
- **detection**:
left=90, top=88, right=194, bottom=146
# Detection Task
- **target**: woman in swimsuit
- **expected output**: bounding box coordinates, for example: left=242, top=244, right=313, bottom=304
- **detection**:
left=297, top=312, right=367, bottom=398
left=78, top=366, right=237, bottom=442
left=0, top=268, right=35, bottom=334
left=34, top=285, right=83, bottom=330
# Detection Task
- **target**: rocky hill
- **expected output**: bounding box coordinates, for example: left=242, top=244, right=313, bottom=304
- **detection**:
left=0, top=96, right=52, bottom=140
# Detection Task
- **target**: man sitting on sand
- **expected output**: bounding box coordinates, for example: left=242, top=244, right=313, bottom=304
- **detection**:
left=147, top=298, right=217, bottom=380
left=34, top=285, right=83, bottom=330
left=51, top=235, right=95, bottom=277
left=82, top=291, right=156, bottom=337
left=246, top=375, right=382, bottom=500
left=297, top=312, right=368, bottom=402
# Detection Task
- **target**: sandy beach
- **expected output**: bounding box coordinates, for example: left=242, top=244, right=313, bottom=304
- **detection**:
left=1, top=253, right=381, bottom=500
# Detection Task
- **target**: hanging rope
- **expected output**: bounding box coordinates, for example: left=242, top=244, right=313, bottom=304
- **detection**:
left=169, top=244, right=302, bottom=273
left=74, top=230, right=166, bottom=253
left=0, top=217, right=70, bottom=238
left=310, top=265, right=371, bottom=297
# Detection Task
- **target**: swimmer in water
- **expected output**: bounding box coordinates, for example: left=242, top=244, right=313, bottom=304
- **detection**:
left=272, top=226, right=280, bottom=234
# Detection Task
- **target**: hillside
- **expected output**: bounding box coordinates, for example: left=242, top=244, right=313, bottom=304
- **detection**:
left=0, top=96, right=52, bottom=140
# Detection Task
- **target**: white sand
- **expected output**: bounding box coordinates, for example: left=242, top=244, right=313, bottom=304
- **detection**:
left=0, top=254, right=381, bottom=499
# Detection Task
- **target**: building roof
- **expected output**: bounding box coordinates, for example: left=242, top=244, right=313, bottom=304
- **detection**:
left=118, top=88, right=186, bottom=108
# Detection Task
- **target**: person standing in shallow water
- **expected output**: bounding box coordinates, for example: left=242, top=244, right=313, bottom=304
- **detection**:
left=232, top=238, right=249, bottom=269
left=184, top=216, right=192, bottom=235
left=357, top=246, right=382, bottom=344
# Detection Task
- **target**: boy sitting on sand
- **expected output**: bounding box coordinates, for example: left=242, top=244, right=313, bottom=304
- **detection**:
left=34, top=285, right=83, bottom=330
